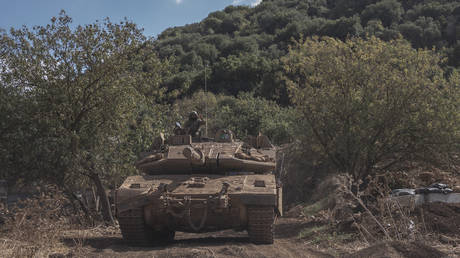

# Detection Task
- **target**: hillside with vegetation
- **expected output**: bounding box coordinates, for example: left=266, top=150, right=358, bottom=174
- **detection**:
left=154, top=0, right=460, bottom=104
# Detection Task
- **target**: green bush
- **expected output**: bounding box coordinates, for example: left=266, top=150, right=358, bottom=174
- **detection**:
left=284, top=36, right=459, bottom=179
left=173, top=91, right=295, bottom=144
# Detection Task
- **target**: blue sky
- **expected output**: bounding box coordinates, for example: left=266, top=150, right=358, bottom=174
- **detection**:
left=0, top=0, right=262, bottom=37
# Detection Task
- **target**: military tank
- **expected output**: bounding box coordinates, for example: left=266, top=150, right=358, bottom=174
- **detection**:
left=115, top=124, right=282, bottom=246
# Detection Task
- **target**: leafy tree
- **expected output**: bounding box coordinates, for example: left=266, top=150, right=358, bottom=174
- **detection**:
left=158, top=44, right=184, bottom=59
left=364, top=19, right=386, bottom=37
left=152, top=0, right=460, bottom=105
left=0, top=75, right=35, bottom=184
left=329, top=0, right=373, bottom=19
left=180, top=51, right=202, bottom=68
left=213, top=92, right=296, bottom=143
left=284, top=37, right=459, bottom=179
left=449, top=43, right=460, bottom=67
left=399, top=17, right=442, bottom=48
left=212, top=53, right=270, bottom=95
left=304, top=0, right=329, bottom=17
left=405, top=2, right=456, bottom=22
left=221, top=13, right=248, bottom=34
left=193, top=43, right=219, bottom=62
left=0, top=12, right=168, bottom=223
left=173, top=91, right=295, bottom=144
left=205, top=34, right=232, bottom=51
left=361, top=0, right=404, bottom=27
left=222, top=36, right=259, bottom=56
left=202, top=17, right=223, bottom=34
left=321, top=16, right=364, bottom=39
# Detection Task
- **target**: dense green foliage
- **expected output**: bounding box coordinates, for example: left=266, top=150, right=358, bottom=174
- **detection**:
left=285, top=36, right=459, bottom=179
left=173, top=91, right=296, bottom=144
left=154, top=0, right=460, bottom=104
left=0, top=12, right=169, bottom=189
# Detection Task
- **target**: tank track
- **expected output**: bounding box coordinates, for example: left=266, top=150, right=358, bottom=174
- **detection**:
left=118, top=208, right=175, bottom=246
left=247, top=206, right=275, bottom=244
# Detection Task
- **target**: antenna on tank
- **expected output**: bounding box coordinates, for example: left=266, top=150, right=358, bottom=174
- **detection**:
left=204, top=62, right=208, bottom=137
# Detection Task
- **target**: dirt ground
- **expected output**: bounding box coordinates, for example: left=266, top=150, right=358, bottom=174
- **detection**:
left=342, top=241, right=448, bottom=258
left=417, top=202, right=460, bottom=235
left=57, top=217, right=459, bottom=258
left=54, top=203, right=460, bottom=258
left=59, top=218, right=333, bottom=258
left=3, top=203, right=459, bottom=257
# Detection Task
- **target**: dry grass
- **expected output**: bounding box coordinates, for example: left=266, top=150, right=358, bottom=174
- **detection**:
left=291, top=168, right=460, bottom=256
left=341, top=175, right=425, bottom=243
left=0, top=185, right=92, bottom=257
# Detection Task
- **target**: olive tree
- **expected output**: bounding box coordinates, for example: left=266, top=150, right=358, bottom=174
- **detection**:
left=0, top=12, right=168, bottom=223
left=284, top=36, right=459, bottom=179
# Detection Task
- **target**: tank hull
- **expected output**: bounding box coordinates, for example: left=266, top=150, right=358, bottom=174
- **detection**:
left=116, top=133, right=280, bottom=246
left=116, top=174, right=281, bottom=244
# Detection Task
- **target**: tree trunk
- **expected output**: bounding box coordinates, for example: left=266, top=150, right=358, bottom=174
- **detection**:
left=67, top=189, right=94, bottom=226
left=89, top=172, right=115, bottom=225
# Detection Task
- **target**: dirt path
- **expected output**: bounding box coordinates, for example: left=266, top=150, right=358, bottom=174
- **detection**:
left=61, top=218, right=333, bottom=258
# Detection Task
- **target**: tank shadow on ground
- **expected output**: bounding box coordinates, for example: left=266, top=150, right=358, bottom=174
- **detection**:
left=60, top=218, right=307, bottom=252
left=60, top=235, right=251, bottom=253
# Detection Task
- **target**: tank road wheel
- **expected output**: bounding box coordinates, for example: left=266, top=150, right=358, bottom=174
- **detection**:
left=118, top=208, right=156, bottom=246
left=247, top=206, right=275, bottom=244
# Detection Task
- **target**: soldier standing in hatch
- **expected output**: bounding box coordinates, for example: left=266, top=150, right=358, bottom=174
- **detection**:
left=184, top=111, right=205, bottom=137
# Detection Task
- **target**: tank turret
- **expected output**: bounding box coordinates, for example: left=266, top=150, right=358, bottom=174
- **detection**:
left=135, top=131, right=275, bottom=174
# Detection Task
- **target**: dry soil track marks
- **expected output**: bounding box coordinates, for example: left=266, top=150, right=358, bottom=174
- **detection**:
left=62, top=217, right=333, bottom=258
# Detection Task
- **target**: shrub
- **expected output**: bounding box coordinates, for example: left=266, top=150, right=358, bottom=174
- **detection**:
left=284, top=36, right=459, bottom=179
left=173, top=91, right=296, bottom=144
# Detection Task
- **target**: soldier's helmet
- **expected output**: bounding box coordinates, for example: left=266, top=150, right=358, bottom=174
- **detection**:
left=189, top=111, right=199, bottom=120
